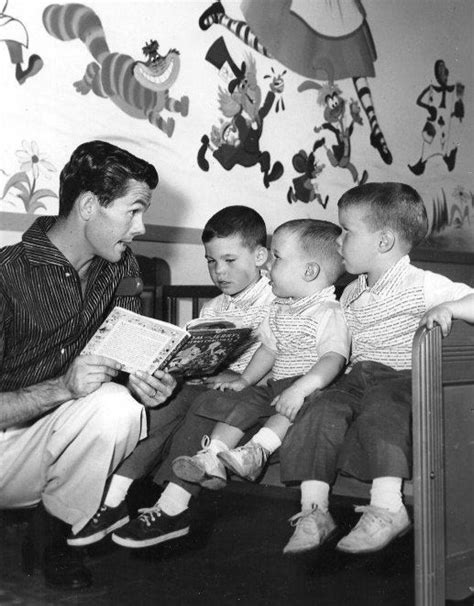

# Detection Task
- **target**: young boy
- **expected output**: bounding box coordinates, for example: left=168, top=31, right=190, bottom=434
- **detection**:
left=67, top=205, right=274, bottom=547
left=279, top=182, right=474, bottom=555
left=171, top=219, right=350, bottom=490
left=110, top=219, right=350, bottom=550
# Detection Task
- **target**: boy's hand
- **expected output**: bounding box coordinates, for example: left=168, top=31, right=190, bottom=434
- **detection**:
left=202, top=369, right=240, bottom=388
left=63, top=355, right=122, bottom=398
left=213, top=377, right=250, bottom=392
left=271, top=385, right=307, bottom=422
left=128, top=369, right=177, bottom=407
left=419, top=304, right=454, bottom=337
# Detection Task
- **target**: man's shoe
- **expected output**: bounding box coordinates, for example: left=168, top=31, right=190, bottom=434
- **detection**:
left=67, top=501, right=129, bottom=546
left=43, top=546, right=92, bottom=589
left=112, top=505, right=190, bottom=548
left=283, top=507, right=337, bottom=554
left=336, top=504, right=411, bottom=554
left=218, top=441, right=270, bottom=481
left=172, top=436, right=227, bottom=490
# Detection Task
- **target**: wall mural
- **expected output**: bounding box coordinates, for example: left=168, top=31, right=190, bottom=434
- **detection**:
left=0, top=1, right=472, bottom=256
left=197, top=36, right=285, bottom=189
left=1, top=0, right=43, bottom=84
left=42, top=3, right=189, bottom=138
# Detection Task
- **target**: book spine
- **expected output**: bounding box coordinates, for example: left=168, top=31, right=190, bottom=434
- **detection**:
left=158, top=334, right=191, bottom=370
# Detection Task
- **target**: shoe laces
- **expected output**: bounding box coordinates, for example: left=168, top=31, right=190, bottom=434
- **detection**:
left=353, top=505, right=394, bottom=530
left=198, top=435, right=211, bottom=453
left=288, top=507, right=319, bottom=530
left=137, top=505, right=163, bottom=526
left=92, top=505, right=108, bottom=524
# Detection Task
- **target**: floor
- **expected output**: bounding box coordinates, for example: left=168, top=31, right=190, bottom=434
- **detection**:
left=0, top=482, right=415, bottom=606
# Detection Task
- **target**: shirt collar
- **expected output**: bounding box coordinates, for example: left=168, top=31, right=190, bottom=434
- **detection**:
left=22, top=216, right=71, bottom=267
left=354, top=255, right=411, bottom=298
left=223, top=272, right=271, bottom=308
left=274, top=285, right=336, bottom=313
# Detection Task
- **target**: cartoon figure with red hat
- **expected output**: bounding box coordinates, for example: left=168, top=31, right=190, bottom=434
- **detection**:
left=197, top=36, right=284, bottom=188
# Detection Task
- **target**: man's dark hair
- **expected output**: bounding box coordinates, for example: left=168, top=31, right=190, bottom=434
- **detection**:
left=58, top=140, right=159, bottom=217
left=202, top=205, right=267, bottom=249
left=338, top=182, right=428, bottom=249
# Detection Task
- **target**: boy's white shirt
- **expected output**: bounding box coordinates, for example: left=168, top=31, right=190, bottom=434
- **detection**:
left=341, top=255, right=474, bottom=371
left=199, top=273, right=275, bottom=373
left=257, top=285, right=350, bottom=381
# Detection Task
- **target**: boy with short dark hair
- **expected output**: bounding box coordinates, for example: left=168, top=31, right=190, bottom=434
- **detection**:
left=69, top=205, right=274, bottom=547
left=279, top=182, right=474, bottom=555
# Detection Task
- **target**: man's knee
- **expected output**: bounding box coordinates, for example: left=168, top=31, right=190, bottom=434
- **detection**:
left=87, top=383, right=143, bottom=436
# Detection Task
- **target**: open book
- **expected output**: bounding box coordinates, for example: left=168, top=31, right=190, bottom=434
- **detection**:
left=81, top=306, right=253, bottom=378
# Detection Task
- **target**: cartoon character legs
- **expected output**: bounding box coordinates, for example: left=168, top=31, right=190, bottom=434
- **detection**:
left=197, top=135, right=210, bottom=171
left=353, top=76, right=392, bottom=165
left=259, top=151, right=283, bottom=188
left=6, top=40, right=43, bottom=85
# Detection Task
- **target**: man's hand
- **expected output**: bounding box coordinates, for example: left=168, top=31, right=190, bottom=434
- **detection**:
left=272, top=385, right=308, bottom=422
left=419, top=304, right=454, bottom=337
left=128, top=369, right=177, bottom=408
left=62, top=355, right=122, bottom=398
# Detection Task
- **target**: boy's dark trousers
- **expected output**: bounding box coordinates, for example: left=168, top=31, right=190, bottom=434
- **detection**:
left=279, top=362, right=412, bottom=485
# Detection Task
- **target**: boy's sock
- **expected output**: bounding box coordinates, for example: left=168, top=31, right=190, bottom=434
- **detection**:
left=157, top=482, right=192, bottom=516
left=370, top=476, right=403, bottom=512
left=251, top=427, right=282, bottom=454
left=104, top=475, right=133, bottom=508
left=300, top=480, right=330, bottom=513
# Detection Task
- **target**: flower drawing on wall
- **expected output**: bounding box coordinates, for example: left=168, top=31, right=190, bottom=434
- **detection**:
left=2, top=140, right=57, bottom=213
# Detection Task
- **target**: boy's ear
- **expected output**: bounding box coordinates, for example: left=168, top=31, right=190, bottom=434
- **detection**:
left=304, top=261, right=320, bottom=282
left=78, top=192, right=98, bottom=221
left=255, top=245, right=269, bottom=267
left=378, top=229, right=396, bottom=253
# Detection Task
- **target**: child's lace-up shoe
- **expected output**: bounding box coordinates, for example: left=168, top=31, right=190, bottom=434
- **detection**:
left=336, top=504, right=411, bottom=553
left=283, top=507, right=337, bottom=554
left=67, top=500, right=129, bottom=546
left=218, top=441, right=270, bottom=481
left=172, top=436, right=227, bottom=490
left=112, top=504, right=190, bottom=548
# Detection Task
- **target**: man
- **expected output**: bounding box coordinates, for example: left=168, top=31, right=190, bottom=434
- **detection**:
left=0, top=140, right=176, bottom=589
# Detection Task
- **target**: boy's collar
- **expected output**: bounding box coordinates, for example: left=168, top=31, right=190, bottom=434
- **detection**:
left=357, top=255, right=411, bottom=296
left=274, top=285, right=336, bottom=310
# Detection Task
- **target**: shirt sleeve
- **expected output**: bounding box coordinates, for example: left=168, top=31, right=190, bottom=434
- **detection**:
left=316, top=303, right=351, bottom=361
left=255, top=314, right=278, bottom=353
left=423, top=271, right=474, bottom=310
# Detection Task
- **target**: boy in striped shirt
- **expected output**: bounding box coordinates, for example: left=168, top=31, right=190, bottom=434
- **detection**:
left=280, top=182, right=474, bottom=555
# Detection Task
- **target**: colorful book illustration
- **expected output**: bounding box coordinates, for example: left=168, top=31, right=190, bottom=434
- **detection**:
left=82, top=307, right=253, bottom=378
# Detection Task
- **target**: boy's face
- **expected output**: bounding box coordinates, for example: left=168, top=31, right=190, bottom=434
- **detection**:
left=337, top=205, right=380, bottom=275
left=84, top=179, right=150, bottom=262
left=204, top=235, right=264, bottom=296
left=269, top=230, right=307, bottom=298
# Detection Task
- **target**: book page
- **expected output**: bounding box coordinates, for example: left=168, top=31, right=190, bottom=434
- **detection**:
left=82, top=307, right=188, bottom=374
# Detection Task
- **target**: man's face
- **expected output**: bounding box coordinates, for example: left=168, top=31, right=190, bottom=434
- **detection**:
left=204, top=235, right=263, bottom=296
left=85, top=179, right=151, bottom=262
left=337, top=205, right=380, bottom=276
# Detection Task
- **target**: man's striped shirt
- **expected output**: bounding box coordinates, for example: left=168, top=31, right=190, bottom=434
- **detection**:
left=0, top=216, right=141, bottom=391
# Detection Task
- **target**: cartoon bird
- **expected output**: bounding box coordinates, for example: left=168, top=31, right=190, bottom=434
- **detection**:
left=42, top=3, right=189, bottom=137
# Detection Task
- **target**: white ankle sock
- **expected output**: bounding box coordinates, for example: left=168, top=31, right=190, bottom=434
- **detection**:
left=251, top=427, right=282, bottom=454
left=104, top=475, right=133, bottom=508
left=208, top=438, right=229, bottom=455
left=300, top=480, right=330, bottom=513
left=157, top=482, right=192, bottom=516
left=370, top=477, right=403, bottom=512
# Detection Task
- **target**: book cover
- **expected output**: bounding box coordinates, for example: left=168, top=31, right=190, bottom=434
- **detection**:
left=81, top=307, right=252, bottom=378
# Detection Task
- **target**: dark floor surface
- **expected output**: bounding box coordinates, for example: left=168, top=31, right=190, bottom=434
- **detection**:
left=0, top=482, right=415, bottom=606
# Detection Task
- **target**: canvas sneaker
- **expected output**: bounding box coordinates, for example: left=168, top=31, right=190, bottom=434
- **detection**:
left=336, top=504, right=412, bottom=553
left=67, top=500, right=129, bottom=546
left=111, top=505, right=190, bottom=548
left=218, top=441, right=270, bottom=481
left=172, top=436, right=227, bottom=490
left=283, top=507, right=337, bottom=554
